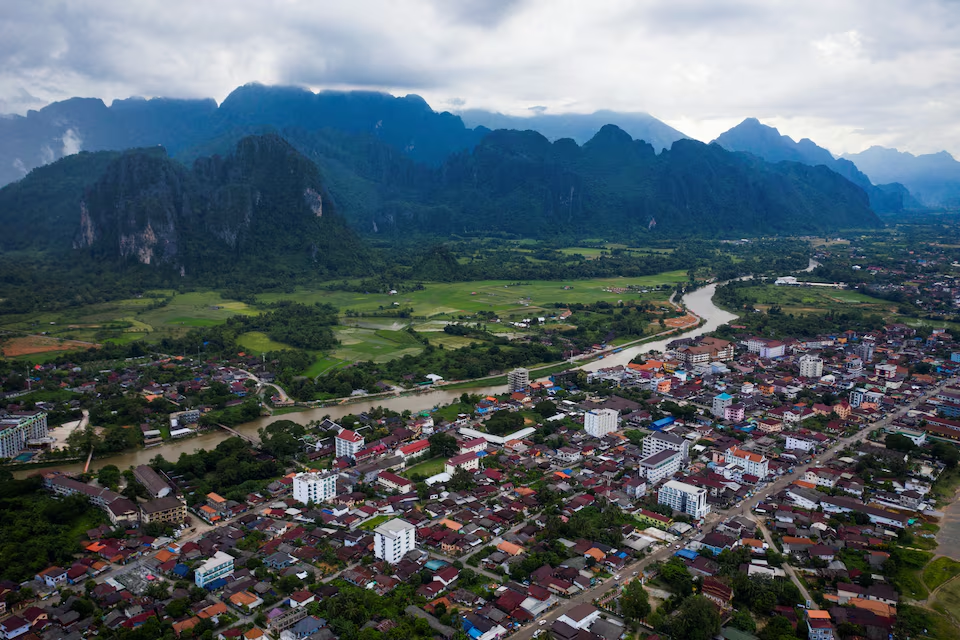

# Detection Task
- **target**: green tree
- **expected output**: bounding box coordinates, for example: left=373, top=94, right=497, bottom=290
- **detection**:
left=428, top=433, right=458, bottom=458
left=96, top=464, right=122, bottom=490
left=669, top=595, right=720, bottom=640
left=620, top=580, right=651, bottom=622
left=731, top=610, right=756, bottom=633
left=884, top=433, right=915, bottom=452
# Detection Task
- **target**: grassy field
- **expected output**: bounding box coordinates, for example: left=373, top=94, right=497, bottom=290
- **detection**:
left=359, top=515, right=394, bottom=531
left=402, top=456, right=446, bottom=479
left=733, top=283, right=893, bottom=315
left=925, top=557, right=960, bottom=591
left=332, top=327, right=424, bottom=363
left=932, top=574, right=960, bottom=631
left=256, top=273, right=685, bottom=321
left=0, top=290, right=259, bottom=351
left=237, top=331, right=294, bottom=354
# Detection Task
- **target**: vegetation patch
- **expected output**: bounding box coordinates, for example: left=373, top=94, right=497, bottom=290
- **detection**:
left=926, top=557, right=960, bottom=592
left=237, top=331, right=294, bottom=354
left=402, top=456, right=446, bottom=479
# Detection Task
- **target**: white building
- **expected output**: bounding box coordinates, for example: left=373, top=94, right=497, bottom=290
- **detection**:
left=195, top=551, right=234, bottom=587
left=335, top=429, right=364, bottom=459
left=658, top=480, right=710, bottom=520
left=725, top=447, right=769, bottom=478
left=292, top=471, right=338, bottom=505
left=784, top=434, right=816, bottom=452
left=639, top=450, right=682, bottom=485
left=507, top=368, right=530, bottom=392
left=642, top=431, right=690, bottom=460
left=798, top=355, right=823, bottom=378
left=0, top=412, right=48, bottom=458
left=557, top=604, right=601, bottom=630
left=584, top=408, right=619, bottom=438
left=374, top=518, right=417, bottom=564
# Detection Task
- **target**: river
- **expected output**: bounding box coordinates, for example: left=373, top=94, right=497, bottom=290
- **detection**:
left=19, top=280, right=740, bottom=477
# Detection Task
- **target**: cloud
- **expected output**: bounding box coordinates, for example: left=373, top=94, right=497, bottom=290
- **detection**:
left=61, top=128, right=82, bottom=155
left=0, top=0, right=957, bottom=156
left=12, top=158, right=27, bottom=176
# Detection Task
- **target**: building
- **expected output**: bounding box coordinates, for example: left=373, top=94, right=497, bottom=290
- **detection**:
left=724, top=404, right=745, bottom=422
left=292, top=471, right=339, bottom=505
left=374, top=518, right=416, bottom=563
left=785, top=434, right=816, bottom=452
left=642, top=431, right=689, bottom=460
left=140, top=496, right=187, bottom=526
left=799, top=354, right=824, bottom=378
left=0, top=616, right=30, bottom=640
left=133, top=464, right=172, bottom=498
left=806, top=610, right=835, bottom=640
left=639, top=450, right=682, bottom=485
left=445, top=452, right=480, bottom=475
left=557, top=603, right=600, bottom=630
left=507, top=368, right=530, bottom=392
left=42, top=472, right=137, bottom=525
left=377, top=471, right=413, bottom=494
left=712, top=393, right=734, bottom=418
left=458, top=437, right=488, bottom=455
left=584, top=408, right=619, bottom=438
left=658, top=480, right=710, bottom=520
left=725, top=447, right=769, bottom=478
left=398, top=439, right=431, bottom=464
left=856, top=340, right=875, bottom=363
left=195, top=551, right=234, bottom=587
left=676, top=337, right=734, bottom=366
left=0, top=412, right=48, bottom=458
left=335, top=429, right=365, bottom=460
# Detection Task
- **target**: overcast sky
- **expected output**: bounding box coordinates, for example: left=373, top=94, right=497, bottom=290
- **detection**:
left=2, top=0, right=959, bottom=156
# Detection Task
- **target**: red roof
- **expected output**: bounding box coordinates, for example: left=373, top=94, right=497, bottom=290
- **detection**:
left=448, top=452, right=478, bottom=466
left=337, top=429, right=363, bottom=443
left=399, top=439, right=430, bottom=455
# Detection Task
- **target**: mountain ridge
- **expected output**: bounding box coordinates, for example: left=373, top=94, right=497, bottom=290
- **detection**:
left=842, top=146, right=960, bottom=208
left=713, top=118, right=921, bottom=212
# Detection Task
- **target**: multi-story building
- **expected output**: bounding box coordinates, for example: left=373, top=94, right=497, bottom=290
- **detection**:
left=784, top=434, right=816, bottom=452
left=376, top=471, right=413, bottom=494
left=584, top=408, right=619, bottom=438
left=798, top=354, right=823, bottom=378
left=639, top=450, right=681, bottom=485
left=724, top=404, right=745, bottom=422
left=642, top=431, right=689, bottom=460
left=335, top=429, right=364, bottom=460
left=507, top=368, right=530, bottom=392
left=445, top=452, right=480, bottom=475
left=658, top=480, right=710, bottom=520
left=195, top=551, right=234, bottom=587
left=374, top=518, right=416, bottom=563
left=292, top=471, right=339, bottom=505
left=676, top=337, right=734, bottom=366
left=0, top=412, right=48, bottom=458
left=140, top=496, right=187, bottom=526
left=855, top=340, right=875, bottom=363
left=806, top=610, right=835, bottom=640
left=725, top=447, right=769, bottom=478
left=712, top=393, right=734, bottom=418
left=745, top=337, right=786, bottom=358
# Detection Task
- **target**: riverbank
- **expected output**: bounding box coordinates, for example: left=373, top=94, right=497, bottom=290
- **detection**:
left=13, top=277, right=740, bottom=478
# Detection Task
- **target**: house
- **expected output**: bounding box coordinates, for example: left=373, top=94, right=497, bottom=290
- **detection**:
left=0, top=616, right=30, bottom=640
left=36, top=566, right=68, bottom=589
left=557, top=603, right=600, bottom=630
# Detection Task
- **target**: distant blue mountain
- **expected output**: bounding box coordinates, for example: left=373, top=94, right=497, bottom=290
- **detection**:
left=458, top=108, right=687, bottom=152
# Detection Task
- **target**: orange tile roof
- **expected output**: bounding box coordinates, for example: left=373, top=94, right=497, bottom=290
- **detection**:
left=807, top=610, right=831, bottom=619
left=439, top=519, right=463, bottom=531
left=497, top=541, right=524, bottom=556
left=207, top=492, right=226, bottom=503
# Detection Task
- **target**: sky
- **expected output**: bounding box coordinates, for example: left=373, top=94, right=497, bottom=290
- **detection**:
left=1, top=0, right=959, bottom=157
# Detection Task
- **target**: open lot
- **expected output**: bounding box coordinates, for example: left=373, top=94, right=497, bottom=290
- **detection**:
left=1, top=335, right=98, bottom=358
left=402, top=456, right=446, bottom=479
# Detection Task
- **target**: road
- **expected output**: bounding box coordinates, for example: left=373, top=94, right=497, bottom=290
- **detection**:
left=509, top=377, right=956, bottom=640
left=751, top=515, right=816, bottom=608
